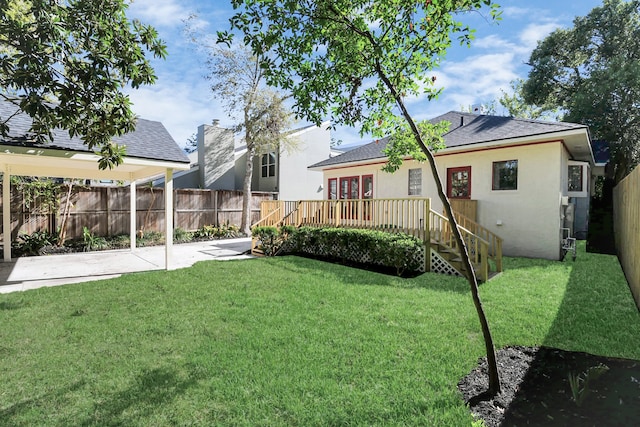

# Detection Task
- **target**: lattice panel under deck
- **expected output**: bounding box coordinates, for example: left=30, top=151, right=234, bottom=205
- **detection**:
left=294, top=240, right=426, bottom=273
left=415, top=246, right=426, bottom=273
left=430, top=249, right=462, bottom=277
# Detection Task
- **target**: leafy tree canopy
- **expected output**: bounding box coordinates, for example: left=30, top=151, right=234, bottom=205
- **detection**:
left=187, top=13, right=294, bottom=234
left=499, top=79, right=559, bottom=121
left=222, top=0, right=502, bottom=396
left=0, top=0, right=167, bottom=169
left=522, top=0, right=640, bottom=182
left=220, top=0, right=500, bottom=166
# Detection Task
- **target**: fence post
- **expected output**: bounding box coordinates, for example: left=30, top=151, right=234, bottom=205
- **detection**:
left=214, top=190, right=218, bottom=227
left=105, top=187, right=111, bottom=236
left=424, top=198, right=431, bottom=272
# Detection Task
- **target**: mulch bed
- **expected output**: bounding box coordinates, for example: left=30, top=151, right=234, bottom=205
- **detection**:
left=458, top=346, right=640, bottom=426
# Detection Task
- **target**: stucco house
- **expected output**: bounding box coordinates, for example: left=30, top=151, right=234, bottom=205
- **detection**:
left=309, top=111, right=598, bottom=260
left=163, top=121, right=335, bottom=201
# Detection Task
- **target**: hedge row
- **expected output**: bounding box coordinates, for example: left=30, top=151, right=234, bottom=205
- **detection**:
left=252, top=226, right=424, bottom=276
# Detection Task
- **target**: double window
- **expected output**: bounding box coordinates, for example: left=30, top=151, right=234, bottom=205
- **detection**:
left=492, top=160, right=518, bottom=191
left=261, top=152, right=276, bottom=178
left=340, top=176, right=360, bottom=200
left=328, top=175, right=374, bottom=199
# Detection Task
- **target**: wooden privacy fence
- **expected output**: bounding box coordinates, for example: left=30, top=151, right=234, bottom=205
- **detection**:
left=613, top=165, right=640, bottom=310
left=0, top=186, right=276, bottom=242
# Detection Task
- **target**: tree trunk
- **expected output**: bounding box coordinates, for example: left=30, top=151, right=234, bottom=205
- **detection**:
left=240, top=146, right=255, bottom=235
left=378, top=69, right=501, bottom=396
left=240, top=103, right=255, bottom=236
left=57, top=181, right=74, bottom=245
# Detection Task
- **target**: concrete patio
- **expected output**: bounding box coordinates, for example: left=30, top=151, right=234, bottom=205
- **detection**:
left=0, top=237, right=253, bottom=293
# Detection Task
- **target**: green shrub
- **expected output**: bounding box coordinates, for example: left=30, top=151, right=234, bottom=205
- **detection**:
left=269, top=226, right=424, bottom=276
left=252, top=226, right=282, bottom=256
left=193, top=222, right=241, bottom=240
left=82, top=227, right=108, bottom=252
left=173, top=227, right=193, bottom=243
left=12, top=229, right=60, bottom=256
left=137, top=231, right=164, bottom=247
left=109, top=234, right=131, bottom=249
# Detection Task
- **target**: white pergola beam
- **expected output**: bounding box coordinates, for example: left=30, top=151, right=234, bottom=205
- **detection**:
left=0, top=145, right=189, bottom=265
left=2, top=167, right=10, bottom=261
left=164, top=168, right=174, bottom=270
left=130, top=178, right=137, bottom=250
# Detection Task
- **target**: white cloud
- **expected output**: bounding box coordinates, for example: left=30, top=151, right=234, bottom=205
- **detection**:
left=405, top=52, right=518, bottom=113
left=474, top=34, right=518, bottom=51
left=501, top=6, right=532, bottom=18
left=519, top=22, right=561, bottom=51
left=126, top=74, right=228, bottom=148
left=128, top=0, right=192, bottom=28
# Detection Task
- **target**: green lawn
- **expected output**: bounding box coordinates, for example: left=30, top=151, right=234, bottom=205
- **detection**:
left=0, top=243, right=638, bottom=426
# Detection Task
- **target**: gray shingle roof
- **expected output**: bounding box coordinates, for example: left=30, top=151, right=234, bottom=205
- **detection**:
left=0, top=99, right=190, bottom=164
left=310, top=111, right=587, bottom=169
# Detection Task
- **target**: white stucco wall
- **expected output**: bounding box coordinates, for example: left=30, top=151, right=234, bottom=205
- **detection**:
left=247, top=124, right=329, bottom=198
left=252, top=152, right=278, bottom=193
left=322, top=140, right=567, bottom=259
left=198, top=124, right=235, bottom=190
left=277, top=124, right=331, bottom=200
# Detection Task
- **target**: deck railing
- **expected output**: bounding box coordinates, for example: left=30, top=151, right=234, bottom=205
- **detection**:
left=294, top=198, right=431, bottom=240
left=429, top=210, right=490, bottom=282
left=252, top=198, right=501, bottom=282
left=253, top=201, right=299, bottom=228
left=451, top=212, right=503, bottom=273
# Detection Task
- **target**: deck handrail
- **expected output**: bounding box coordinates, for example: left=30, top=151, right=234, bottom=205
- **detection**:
left=294, top=198, right=431, bottom=240
left=451, top=211, right=503, bottom=272
left=252, top=205, right=283, bottom=228
left=429, top=210, right=491, bottom=282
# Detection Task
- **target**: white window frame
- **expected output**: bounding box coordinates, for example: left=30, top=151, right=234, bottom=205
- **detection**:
left=408, top=168, right=422, bottom=196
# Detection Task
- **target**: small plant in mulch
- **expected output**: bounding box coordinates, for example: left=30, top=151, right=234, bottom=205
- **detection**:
left=458, top=346, right=640, bottom=427
left=568, top=363, right=610, bottom=407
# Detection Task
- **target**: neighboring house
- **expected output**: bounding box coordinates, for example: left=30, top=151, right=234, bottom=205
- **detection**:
left=164, top=121, right=335, bottom=201
left=309, top=111, right=599, bottom=260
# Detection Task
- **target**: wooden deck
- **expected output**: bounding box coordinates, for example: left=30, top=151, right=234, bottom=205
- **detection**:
left=252, top=198, right=503, bottom=282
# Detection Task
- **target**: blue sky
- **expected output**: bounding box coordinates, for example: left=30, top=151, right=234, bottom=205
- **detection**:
left=125, top=0, right=604, bottom=149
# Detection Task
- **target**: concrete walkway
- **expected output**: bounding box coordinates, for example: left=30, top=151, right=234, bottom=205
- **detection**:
left=0, top=238, right=253, bottom=294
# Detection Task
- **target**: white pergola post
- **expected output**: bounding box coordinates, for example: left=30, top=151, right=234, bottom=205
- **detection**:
left=130, top=178, right=137, bottom=250
left=3, top=167, right=11, bottom=261
left=164, top=168, right=174, bottom=270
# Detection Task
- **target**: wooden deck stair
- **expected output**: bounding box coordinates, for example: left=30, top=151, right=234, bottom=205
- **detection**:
left=429, top=238, right=501, bottom=282
left=251, top=199, right=503, bottom=282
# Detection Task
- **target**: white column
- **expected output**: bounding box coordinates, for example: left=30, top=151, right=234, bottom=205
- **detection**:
left=130, top=178, right=137, bottom=250
left=164, top=169, right=174, bottom=270
left=3, top=167, right=10, bottom=261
